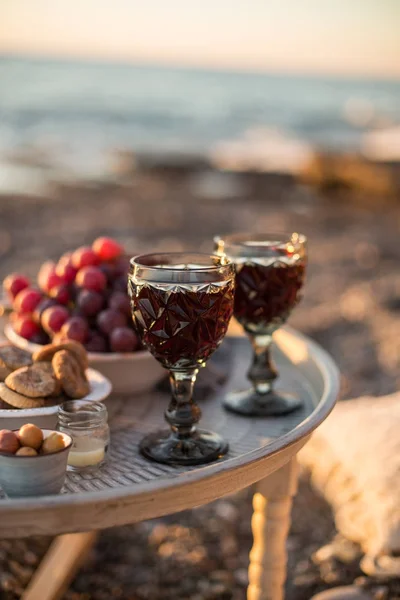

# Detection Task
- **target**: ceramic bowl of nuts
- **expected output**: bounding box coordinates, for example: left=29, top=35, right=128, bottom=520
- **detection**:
left=0, top=424, right=72, bottom=497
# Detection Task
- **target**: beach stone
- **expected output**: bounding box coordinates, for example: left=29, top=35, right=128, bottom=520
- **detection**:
left=299, top=393, right=400, bottom=559
left=23, top=550, right=39, bottom=566
left=310, top=586, right=373, bottom=600
left=234, top=568, right=248, bottom=586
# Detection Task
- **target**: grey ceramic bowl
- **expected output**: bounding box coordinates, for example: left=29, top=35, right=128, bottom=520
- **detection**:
left=0, top=430, right=72, bottom=498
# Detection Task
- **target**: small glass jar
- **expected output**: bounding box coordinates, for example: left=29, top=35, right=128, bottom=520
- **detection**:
left=57, top=401, right=110, bottom=471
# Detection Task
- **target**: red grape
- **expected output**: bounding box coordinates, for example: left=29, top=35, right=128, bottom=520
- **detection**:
left=96, top=309, right=127, bottom=335
left=77, top=289, right=104, bottom=317
left=76, top=266, right=107, bottom=292
left=34, top=298, right=58, bottom=323
left=108, top=291, right=131, bottom=317
left=72, top=246, right=99, bottom=270
left=49, top=284, right=71, bottom=305
left=14, top=315, right=41, bottom=340
left=42, top=305, right=69, bottom=334
left=38, top=261, right=62, bottom=292
left=93, top=237, right=123, bottom=261
left=85, top=331, right=108, bottom=353
left=99, top=262, right=117, bottom=284
left=110, top=327, right=139, bottom=352
left=30, top=330, right=50, bottom=345
left=3, top=273, right=30, bottom=300
left=113, top=255, right=130, bottom=276
left=61, top=316, right=89, bottom=343
left=70, top=306, right=86, bottom=318
left=56, top=254, right=77, bottom=284
left=14, top=288, right=43, bottom=314
left=113, top=275, right=128, bottom=293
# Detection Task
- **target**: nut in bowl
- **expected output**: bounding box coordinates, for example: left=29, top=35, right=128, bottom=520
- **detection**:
left=0, top=425, right=72, bottom=498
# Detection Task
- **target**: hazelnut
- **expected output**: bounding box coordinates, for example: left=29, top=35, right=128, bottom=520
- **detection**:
left=18, top=424, right=43, bottom=450
left=16, top=447, right=37, bottom=457
left=0, top=429, right=20, bottom=454
left=41, top=432, right=65, bottom=454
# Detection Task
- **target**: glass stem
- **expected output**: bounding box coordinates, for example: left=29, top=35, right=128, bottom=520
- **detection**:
left=247, top=334, right=278, bottom=395
left=166, top=368, right=201, bottom=438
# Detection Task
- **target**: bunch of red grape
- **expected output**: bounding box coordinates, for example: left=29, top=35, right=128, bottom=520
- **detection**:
left=3, top=237, right=140, bottom=353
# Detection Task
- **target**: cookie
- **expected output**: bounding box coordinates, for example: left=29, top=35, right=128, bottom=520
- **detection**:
left=34, top=361, right=63, bottom=398
left=52, top=350, right=90, bottom=399
left=5, top=363, right=56, bottom=398
left=0, top=383, right=46, bottom=409
left=0, top=345, right=32, bottom=371
left=33, top=341, right=88, bottom=371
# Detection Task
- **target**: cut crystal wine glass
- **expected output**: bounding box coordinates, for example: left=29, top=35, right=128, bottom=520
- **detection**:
left=214, top=233, right=307, bottom=416
left=128, top=252, right=235, bottom=465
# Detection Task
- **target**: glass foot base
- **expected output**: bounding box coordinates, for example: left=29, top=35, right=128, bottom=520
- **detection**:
left=223, top=389, right=303, bottom=417
left=140, top=429, right=229, bottom=466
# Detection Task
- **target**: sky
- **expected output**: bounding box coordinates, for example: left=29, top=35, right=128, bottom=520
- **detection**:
left=0, top=0, right=399, bottom=78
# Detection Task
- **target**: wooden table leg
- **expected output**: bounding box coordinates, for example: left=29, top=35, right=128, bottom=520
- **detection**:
left=22, top=531, right=98, bottom=600
left=247, top=458, right=299, bottom=600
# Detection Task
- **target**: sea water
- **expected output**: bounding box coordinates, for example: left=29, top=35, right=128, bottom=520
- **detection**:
left=0, top=54, right=399, bottom=179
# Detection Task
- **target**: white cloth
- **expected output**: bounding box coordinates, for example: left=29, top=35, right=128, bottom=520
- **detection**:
left=299, top=393, right=400, bottom=558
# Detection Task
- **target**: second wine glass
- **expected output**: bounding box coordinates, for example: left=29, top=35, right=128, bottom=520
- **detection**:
left=215, top=232, right=307, bottom=416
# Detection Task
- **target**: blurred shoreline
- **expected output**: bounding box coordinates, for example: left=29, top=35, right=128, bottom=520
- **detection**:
left=1, top=141, right=399, bottom=202
left=1, top=55, right=400, bottom=196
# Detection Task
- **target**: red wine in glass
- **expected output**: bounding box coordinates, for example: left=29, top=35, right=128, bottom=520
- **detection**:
left=133, top=282, right=234, bottom=369
left=129, top=253, right=235, bottom=465
left=214, top=233, right=307, bottom=416
left=234, top=259, right=306, bottom=334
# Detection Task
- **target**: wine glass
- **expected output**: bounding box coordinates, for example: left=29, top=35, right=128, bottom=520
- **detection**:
left=214, top=232, right=307, bottom=416
left=128, top=252, right=235, bottom=465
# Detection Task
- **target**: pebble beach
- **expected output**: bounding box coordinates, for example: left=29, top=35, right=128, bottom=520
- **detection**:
left=0, top=164, right=399, bottom=599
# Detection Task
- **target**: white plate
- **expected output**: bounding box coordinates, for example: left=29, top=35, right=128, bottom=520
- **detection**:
left=4, top=324, right=165, bottom=396
left=0, top=365, right=112, bottom=430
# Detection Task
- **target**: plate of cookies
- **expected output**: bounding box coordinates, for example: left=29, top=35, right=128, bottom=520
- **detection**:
left=4, top=323, right=164, bottom=396
left=0, top=341, right=112, bottom=430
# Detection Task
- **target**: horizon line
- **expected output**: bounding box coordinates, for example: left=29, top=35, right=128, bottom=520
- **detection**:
left=1, top=49, right=400, bottom=84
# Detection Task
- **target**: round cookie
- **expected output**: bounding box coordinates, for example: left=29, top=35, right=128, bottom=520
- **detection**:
left=34, top=362, right=63, bottom=397
left=33, top=341, right=88, bottom=371
left=52, top=350, right=90, bottom=399
left=0, top=383, right=46, bottom=408
left=0, top=345, right=32, bottom=371
left=5, top=363, right=56, bottom=398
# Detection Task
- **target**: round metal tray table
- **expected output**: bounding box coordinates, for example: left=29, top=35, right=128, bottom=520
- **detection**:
left=0, top=328, right=339, bottom=600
